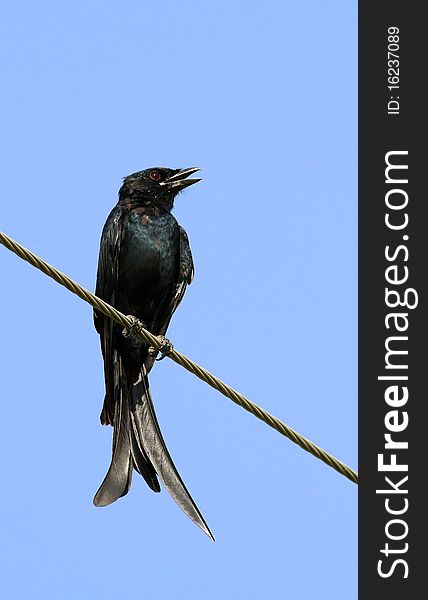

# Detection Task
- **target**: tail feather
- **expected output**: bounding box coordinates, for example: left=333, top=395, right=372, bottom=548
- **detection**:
left=93, top=365, right=133, bottom=507
left=94, top=358, right=214, bottom=540
left=129, top=411, right=160, bottom=492
left=130, top=369, right=214, bottom=540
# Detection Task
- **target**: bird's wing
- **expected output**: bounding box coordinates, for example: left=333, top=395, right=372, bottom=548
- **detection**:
left=94, top=205, right=123, bottom=329
left=94, top=205, right=123, bottom=425
left=158, top=225, right=194, bottom=335
left=143, top=225, right=194, bottom=374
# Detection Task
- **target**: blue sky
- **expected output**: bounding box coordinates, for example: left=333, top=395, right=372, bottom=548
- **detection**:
left=0, top=2, right=357, bottom=598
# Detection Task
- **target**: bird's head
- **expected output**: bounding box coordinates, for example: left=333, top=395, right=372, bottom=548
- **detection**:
left=119, top=167, right=201, bottom=210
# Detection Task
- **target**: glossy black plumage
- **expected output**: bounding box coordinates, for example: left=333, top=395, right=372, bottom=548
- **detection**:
left=93, top=167, right=213, bottom=540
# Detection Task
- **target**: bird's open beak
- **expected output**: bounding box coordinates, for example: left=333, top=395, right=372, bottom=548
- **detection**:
left=161, top=167, right=201, bottom=190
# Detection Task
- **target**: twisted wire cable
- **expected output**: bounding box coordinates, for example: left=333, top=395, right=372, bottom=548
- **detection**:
left=1, top=229, right=358, bottom=485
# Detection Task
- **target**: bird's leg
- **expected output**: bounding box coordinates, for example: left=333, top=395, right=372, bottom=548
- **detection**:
left=148, top=335, right=174, bottom=361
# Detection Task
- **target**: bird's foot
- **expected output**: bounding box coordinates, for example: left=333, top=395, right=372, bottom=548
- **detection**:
left=148, top=336, right=174, bottom=361
left=122, top=316, right=147, bottom=339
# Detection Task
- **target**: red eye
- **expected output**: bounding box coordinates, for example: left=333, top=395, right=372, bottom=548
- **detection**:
left=149, top=171, right=161, bottom=181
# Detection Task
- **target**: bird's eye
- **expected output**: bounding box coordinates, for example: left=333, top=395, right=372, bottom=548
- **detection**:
left=149, top=171, right=161, bottom=181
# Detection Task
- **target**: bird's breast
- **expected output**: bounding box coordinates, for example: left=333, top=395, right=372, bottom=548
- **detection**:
left=118, top=209, right=179, bottom=313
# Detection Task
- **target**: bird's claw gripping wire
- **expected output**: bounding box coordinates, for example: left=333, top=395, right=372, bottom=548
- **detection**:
left=122, top=317, right=173, bottom=360
left=122, top=315, right=146, bottom=339
left=148, top=335, right=174, bottom=361
left=122, top=315, right=174, bottom=361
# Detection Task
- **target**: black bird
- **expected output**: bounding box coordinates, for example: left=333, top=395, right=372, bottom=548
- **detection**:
left=93, top=167, right=213, bottom=540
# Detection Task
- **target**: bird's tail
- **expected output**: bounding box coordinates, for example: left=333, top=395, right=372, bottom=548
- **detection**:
left=93, top=354, right=159, bottom=507
left=93, top=358, right=214, bottom=540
